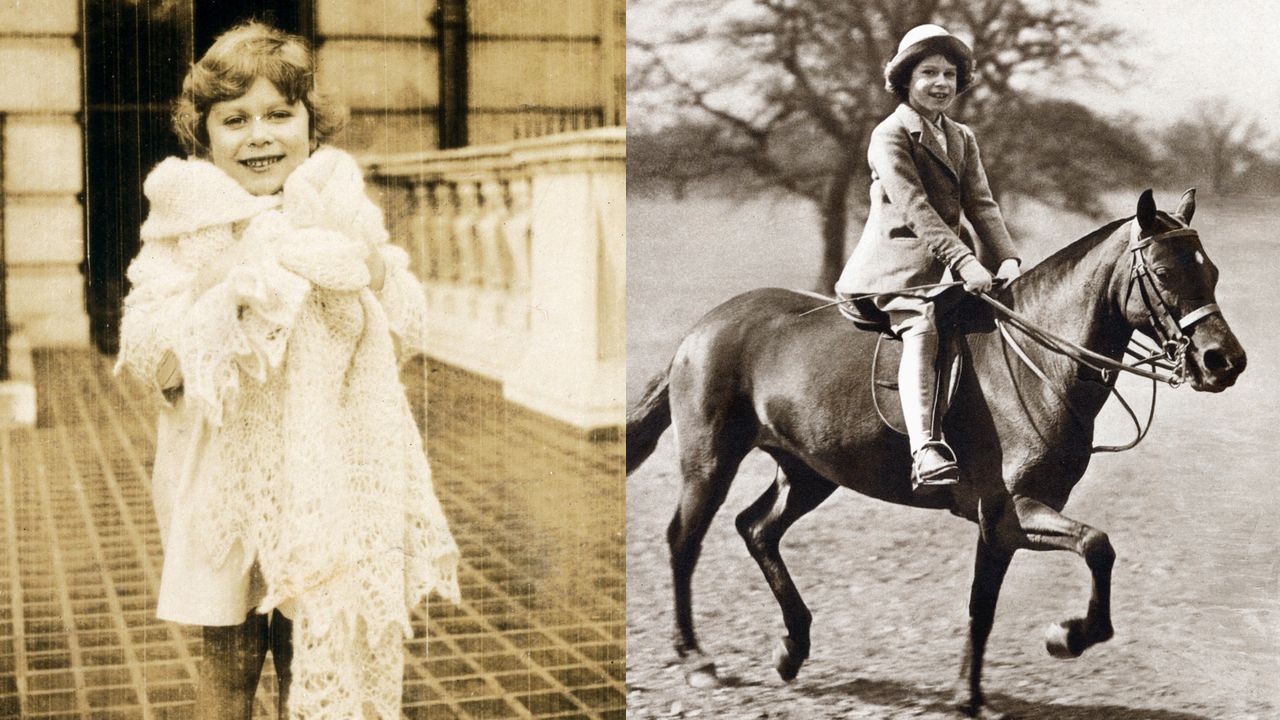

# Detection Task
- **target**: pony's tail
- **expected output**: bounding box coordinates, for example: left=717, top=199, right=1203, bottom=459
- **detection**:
left=626, top=367, right=671, bottom=475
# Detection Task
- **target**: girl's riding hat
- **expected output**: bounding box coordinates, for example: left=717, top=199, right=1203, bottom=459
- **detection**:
left=884, top=24, right=974, bottom=93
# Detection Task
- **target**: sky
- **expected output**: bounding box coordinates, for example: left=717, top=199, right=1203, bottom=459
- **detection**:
left=1064, top=0, right=1280, bottom=130
left=629, top=0, right=1280, bottom=139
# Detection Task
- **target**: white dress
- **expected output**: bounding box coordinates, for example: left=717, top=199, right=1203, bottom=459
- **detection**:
left=151, top=402, right=273, bottom=624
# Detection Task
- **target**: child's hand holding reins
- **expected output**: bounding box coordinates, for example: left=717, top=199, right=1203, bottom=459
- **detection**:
left=995, top=258, right=1022, bottom=282
left=957, top=256, right=994, bottom=293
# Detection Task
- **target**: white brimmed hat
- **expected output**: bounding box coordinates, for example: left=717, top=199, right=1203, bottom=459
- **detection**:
left=883, top=24, right=973, bottom=93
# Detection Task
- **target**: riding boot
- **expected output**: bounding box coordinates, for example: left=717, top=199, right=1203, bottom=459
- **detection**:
left=899, top=330, right=960, bottom=488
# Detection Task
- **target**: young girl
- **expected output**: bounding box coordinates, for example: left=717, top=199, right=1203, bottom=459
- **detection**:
left=835, top=24, right=1021, bottom=490
left=115, top=22, right=459, bottom=719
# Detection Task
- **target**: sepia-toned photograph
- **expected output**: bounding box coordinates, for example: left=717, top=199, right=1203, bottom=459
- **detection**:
left=627, top=1, right=1277, bottom=718
left=0, top=1, right=624, bottom=718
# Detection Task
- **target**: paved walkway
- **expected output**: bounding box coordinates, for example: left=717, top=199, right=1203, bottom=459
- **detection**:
left=1, top=350, right=624, bottom=719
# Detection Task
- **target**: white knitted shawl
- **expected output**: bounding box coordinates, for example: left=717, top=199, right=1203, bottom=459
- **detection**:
left=116, top=147, right=460, bottom=719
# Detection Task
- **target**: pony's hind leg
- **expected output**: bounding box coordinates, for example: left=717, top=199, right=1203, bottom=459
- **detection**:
left=667, top=420, right=755, bottom=688
left=1005, top=495, right=1116, bottom=658
left=735, top=458, right=836, bottom=683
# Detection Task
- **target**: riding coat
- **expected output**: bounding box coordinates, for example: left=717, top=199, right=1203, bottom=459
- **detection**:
left=835, top=103, right=1018, bottom=296
left=115, top=146, right=459, bottom=720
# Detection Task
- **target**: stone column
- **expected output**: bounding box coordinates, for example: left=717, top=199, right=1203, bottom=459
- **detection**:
left=0, top=0, right=83, bottom=425
left=504, top=128, right=625, bottom=430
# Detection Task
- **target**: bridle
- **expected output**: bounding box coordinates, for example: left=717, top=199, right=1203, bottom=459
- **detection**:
left=1122, top=222, right=1221, bottom=385
left=981, top=219, right=1223, bottom=451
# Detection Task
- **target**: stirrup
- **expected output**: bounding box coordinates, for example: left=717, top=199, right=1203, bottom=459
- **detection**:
left=912, top=440, right=960, bottom=489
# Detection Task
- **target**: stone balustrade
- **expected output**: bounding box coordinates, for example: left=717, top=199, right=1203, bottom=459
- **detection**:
left=363, top=127, right=625, bottom=430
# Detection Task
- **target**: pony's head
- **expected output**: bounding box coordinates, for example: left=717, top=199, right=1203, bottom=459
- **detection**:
left=1122, top=189, right=1246, bottom=392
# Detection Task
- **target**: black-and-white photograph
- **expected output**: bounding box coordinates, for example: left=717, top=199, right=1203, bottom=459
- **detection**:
left=0, top=1, right=624, bottom=718
left=627, top=1, right=1277, bottom=718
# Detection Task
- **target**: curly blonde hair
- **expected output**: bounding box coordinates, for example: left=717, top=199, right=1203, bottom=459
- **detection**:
left=172, top=21, right=348, bottom=157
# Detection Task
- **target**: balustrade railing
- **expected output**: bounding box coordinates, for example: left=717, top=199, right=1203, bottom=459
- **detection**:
left=513, top=107, right=608, bottom=140
left=364, top=127, right=625, bottom=430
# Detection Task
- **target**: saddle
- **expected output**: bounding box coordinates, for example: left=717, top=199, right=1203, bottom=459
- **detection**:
left=839, top=285, right=988, bottom=435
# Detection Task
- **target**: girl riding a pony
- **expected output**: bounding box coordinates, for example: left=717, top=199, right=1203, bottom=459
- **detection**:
left=836, top=24, right=1022, bottom=490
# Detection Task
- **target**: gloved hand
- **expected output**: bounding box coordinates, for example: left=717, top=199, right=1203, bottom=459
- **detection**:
left=995, top=257, right=1022, bottom=283
left=956, top=257, right=994, bottom=294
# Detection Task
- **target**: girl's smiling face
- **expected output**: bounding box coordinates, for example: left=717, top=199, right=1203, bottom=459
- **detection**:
left=907, top=53, right=958, bottom=121
left=206, top=76, right=310, bottom=195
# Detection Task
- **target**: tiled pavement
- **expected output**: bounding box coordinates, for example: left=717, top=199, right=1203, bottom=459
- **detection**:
left=0, top=350, right=625, bottom=719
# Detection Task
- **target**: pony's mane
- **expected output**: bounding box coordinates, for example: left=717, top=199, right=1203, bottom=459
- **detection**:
left=1026, top=207, right=1190, bottom=280
left=1024, top=215, right=1132, bottom=278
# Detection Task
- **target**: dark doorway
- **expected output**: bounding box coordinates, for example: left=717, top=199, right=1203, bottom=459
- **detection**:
left=194, top=0, right=313, bottom=56
left=84, top=0, right=309, bottom=353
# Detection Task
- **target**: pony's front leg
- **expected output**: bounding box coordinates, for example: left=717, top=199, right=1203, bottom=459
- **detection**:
left=952, top=531, right=1014, bottom=718
left=1010, top=494, right=1116, bottom=658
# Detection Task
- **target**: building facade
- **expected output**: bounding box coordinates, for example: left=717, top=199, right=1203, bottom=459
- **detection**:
left=0, top=0, right=625, bottom=428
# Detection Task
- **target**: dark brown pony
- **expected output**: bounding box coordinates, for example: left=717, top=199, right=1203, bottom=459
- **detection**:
left=626, top=190, right=1246, bottom=718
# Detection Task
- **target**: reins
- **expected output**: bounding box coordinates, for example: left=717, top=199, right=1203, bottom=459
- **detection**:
left=798, top=281, right=964, bottom=316
left=979, top=293, right=1162, bottom=453
left=975, top=292, right=1181, bottom=385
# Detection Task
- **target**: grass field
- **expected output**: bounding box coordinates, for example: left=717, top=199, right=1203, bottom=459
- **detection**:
left=627, top=188, right=1280, bottom=718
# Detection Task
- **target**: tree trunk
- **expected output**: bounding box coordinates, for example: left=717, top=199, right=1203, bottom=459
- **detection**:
left=1211, top=159, right=1225, bottom=195
left=817, top=163, right=855, bottom=292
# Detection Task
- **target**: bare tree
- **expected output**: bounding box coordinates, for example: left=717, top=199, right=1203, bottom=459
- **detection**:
left=1160, top=99, right=1264, bottom=195
left=627, top=123, right=747, bottom=199
left=629, top=0, right=1136, bottom=289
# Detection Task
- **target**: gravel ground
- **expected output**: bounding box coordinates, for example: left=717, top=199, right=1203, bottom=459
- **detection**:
left=626, top=193, right=1280, bottom=719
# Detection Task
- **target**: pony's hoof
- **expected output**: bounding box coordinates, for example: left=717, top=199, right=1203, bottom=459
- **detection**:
left=953, top=695, right=1012, bottom=720
left=683, top=656, right=720, bottom=688
left=1044, top=620, right=1084, bottom=659
left=771, top=637, right=807, bottom=682
left=952, top=688, right=976, bottom=714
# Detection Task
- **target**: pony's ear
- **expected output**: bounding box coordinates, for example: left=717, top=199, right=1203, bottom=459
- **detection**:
left=1136, top=189, right=1156, bottom=233
left=1174, top=188, right=1196, bottom=225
